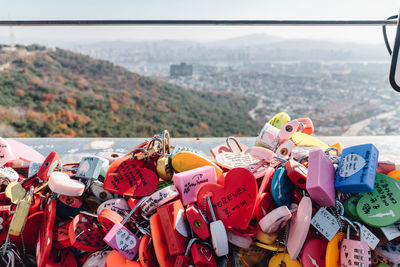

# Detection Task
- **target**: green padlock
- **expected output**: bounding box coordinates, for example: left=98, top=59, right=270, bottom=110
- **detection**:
left=356, top=173, right=400, bottom=227
left=268, top=112, right=291, bottom=129
left=343, top=195, right=362, bottom=220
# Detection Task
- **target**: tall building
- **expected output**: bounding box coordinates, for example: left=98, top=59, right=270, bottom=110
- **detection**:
left=170, top=63, right=193, bottom=77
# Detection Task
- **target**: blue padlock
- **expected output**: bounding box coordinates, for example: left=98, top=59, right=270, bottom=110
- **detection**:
left=271, top=167, right=293, bottom=206
left=335, top=144, right=379, bottom=193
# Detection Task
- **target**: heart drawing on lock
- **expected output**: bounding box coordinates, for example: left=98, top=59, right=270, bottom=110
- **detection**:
left=104, top=156, right=158, bottom=197
left=197, top=167, right=257, bottom=229
left=115, top=228, right=137, bottom=251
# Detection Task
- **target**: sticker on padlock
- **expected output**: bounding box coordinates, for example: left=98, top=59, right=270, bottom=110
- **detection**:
left=277, top=119, right=300, bottom=144
left=227, top=231, right=252, bottom=249
left=103, top=198, right=146, bottom=260
left=356, top=173, right=400, bottom=227
left=140, top=185, right=179, bottom=215
left=335, top=144, right=379, bottom=193
left=150, top=212, right=177, bottom=267
left=53, top=220, right=72, bottom=249
left=268, top=112, right=291, bottom=129
left=36, top=198, right=56, bottom=267
left=197, top=168, right=257, bottom=229
left=205, top=196, right=229, bottom=257
left=76, top=156, right=107, bottom=180
left=287, top=196, right=312, bottom=260
left=97, top=198, right=130, bottom=217
left=37, top=151, right=60, bottom=181
left=306, top=149, right=336, bottom=207
left=285, top=159, right=308, bottom=189
left=186, top=204, right=209, bottom=240
left=0, top=138, right=13, bottom=167
left=105, top=250, right=142, bottom=267
left=259, top=205, right=293, bottom=234
left=171, top=151, right=223, bottom=177
left=83, top=250, right=111, bottom=267
left=271, top=167, right=293, bottom=207
left=340, top=222, right=371, bottom=267
left=256, top=123, right=279, bottom=150
left=104, top=154, right=158, bottom=197
left=301, top=239, right=327, bottom=267
left=268, top=253, right=302, bottom=267
left=174, top=165, right=217, bottom=206
left=157, top=199, right=189, bottom=255
left=48, top=172, right=85, bottom=196
left=69, top=213, right=106, bottom=252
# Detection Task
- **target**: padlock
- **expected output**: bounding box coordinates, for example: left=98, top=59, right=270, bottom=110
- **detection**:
left=306, top=149, right=336, bottom=207
left=0, top=205, right=11, bottom=234
left=271, top=167, right=293, bottom=207
left=97, top=209, right=123, bottom=231
left=335, top=144, right=379, bottom=193
left=174, top=165, right=217, bottom=206
left=227, top=231, right=252, bottom=249
left=268, top=112, right=291, bottom=129
left=326, top=232, right=342, bottom=267
left=8, top=186, right=33, bottom=236
left=103, top=197, right=146, bottom=260
left=186, top=204, right=209, bottom=240
left=139, top=234, right=158, bottom=267
left=69, top=213, right=106, bottom=252
left=156, top=130, right=175, bottom=181
left=36, top=198, right=57, bottom=267
left=340, top=222, right=371, bottom=267
left=5, top=181, right=26, bottom=204
left=140, top=185, right=179, bottom=215
left=287, top=196, right=312, bottom=260
left=296, top=117, right=314, bottom=135
left=256, top=123, right=279, bottom=150
left=255, top=225, right=278, bottom=245
left=191, top=242, right=217, bottom=267
left=276, top=140, right=294, bottom=159
left=171, top=151, right=223, bottom=177
left=268, top=253, right=302, bottom=267
left=97, top=198, right=130, bottom=217
left=0, top=138, right=13, bottom=167
left=48, top=171, right=85, bottom=196
left=83, top=250, right=111, bottom=267
left=105, top=250, right=142, bottom=267
left=277, top=119, right=300, bottom=144
left=174, top=238, right=196, bottom=267
left=37, top=151, right=60, bottom=181
left=255, top=192, right=276, bottom=222
left=259, top=205, right=293, bottom=234
left=76, top=156, right=107, bottom=180
left=150, top=212, right=177, bottom=267
left=97, top=151, right=125, bottom=164
left=285, top=159, right=308, bottom=189
left=249, top=146, right=276, bottom=163
left=343, top=195, right=362, bottom=220
left=0, top=167, right=19, bottom=183
left=10, top=211, right=43, bottom=253
left=103, top=151, right=158, bottom=197
left=210, top=136, right=248, bottom=158
left=205, top=196, right=229, bottom=257
left=53, top=220, right=72, bottom=249
left=91, top=181, right=114, bottom=202
left=301, top=239, right=328, bottom=267
left=374, top=241, right=400, bottom=267
left=157, top=199, right=189, bottom=255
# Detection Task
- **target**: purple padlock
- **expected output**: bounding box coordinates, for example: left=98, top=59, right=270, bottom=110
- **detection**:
left=306, top=149, right=335, bottom=207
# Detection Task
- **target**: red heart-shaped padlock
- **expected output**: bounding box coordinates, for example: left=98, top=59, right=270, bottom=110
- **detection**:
left=53, top=220, right=72, bottom=249
left=69, top=214, right=106, bottom=252
left=197, top=167, right=257, bottom=229
left=104, top=155, right=158, bottom=197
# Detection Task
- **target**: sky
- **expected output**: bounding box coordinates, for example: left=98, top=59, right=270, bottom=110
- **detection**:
left=0, top=0, right=398, bottom=45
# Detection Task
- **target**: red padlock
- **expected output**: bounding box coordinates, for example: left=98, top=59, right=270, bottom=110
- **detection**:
left=186, top=204, right=209, bottom=240
left=97, top=208, right=123, bottom=231
left=150, top=212, right=176, bottom=267
left=157, top=199, right=189, bottom=255
left=37, top=151, right=60, bottom=181
left=285, top=159, right=308, bottom=189
left=53, top=220, right=72, bottom=249
left=0, top=205, right=11, bottom=234
left=139, top=234, right=158, bottom=267
left=36, top=198, right=57, bottom=267
left=69, top=213, right=106, bottom=252
left=296, top=117, right=314, bottom=135
left=191, top=243, right=216, bottom=267
left=45, top=249, right=78, bottom=267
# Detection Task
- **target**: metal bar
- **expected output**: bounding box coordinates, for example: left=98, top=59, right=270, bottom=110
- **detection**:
left=0, top=20, right=396, bottom=26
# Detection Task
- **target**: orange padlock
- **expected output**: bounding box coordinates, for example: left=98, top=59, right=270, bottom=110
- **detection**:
left=105, top=250, right=141, bottom=267
left=150, top=212, right=176, bottom=267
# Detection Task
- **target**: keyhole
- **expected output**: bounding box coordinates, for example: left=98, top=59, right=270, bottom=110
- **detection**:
left=279, top=262, right=287, bottom=267
left=66, top=198, right=73, bottom=205
left=285, top=125, right=293, bottom=132
left=111, top=154, right=119, bottom=158
left=193, top=219, right=202, bottom=228
left=99, top=192, right=107, bottom=199
left=280, top=148, right=289, bottom=156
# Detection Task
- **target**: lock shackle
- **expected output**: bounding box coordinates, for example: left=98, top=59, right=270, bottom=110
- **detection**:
left=161, top=130, right=170, bottom=156
left=146, top=138, right=162, bottom=152
left=58, top=163, right=80, bottom=172
left=340, top=215, right=359, bottom=237
left=5, top=250, right=15, bottom=267
left=184, top=237, right=199, bottom=256
left=206, top=196, right=217, bottom=222
left=122, top=197, right=147, bottom=225
left=226, top=136, right=243, bottom=153
left=298, top=122, right=305, bottom=132
left=335, top=200, right=345, bottom=216
left=131, top=147, right=148, bottom=159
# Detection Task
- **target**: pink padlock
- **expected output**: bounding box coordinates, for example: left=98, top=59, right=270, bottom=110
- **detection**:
left=103, top=198, right=146, bottom=260
left=306, top=149, right=335, bottom=207
left=259, top=206, right=292, bottom=233
left=256, top=123, right=279, bottom=149
left=173, top=166, right=217, bottom=205
left=248, top=147, right=275, bottom=162
left=277, top=120, right=300, bottom=144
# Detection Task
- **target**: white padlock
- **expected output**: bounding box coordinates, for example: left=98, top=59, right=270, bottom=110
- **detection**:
left=206, top=197, right=229, bottom=256
left=227, top=231, right=252, bottom=249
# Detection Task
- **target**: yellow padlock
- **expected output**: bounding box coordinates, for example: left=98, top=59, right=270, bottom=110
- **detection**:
left=325, top=232, right=342, bottom=267
left=8, top=186, right=33, bottom=236
left=255, top=227, right=278, bottom=245
left=254, top=242, right=285, bottom=252
left=291, top=132, right=329, bottom=149
left=5, top=181, right=26, bottom=204
left=268, top=112, right=291, bottom=129
left=268, top=253, right=301, bottom=267
left=171, top=151, right=223, bottom=177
